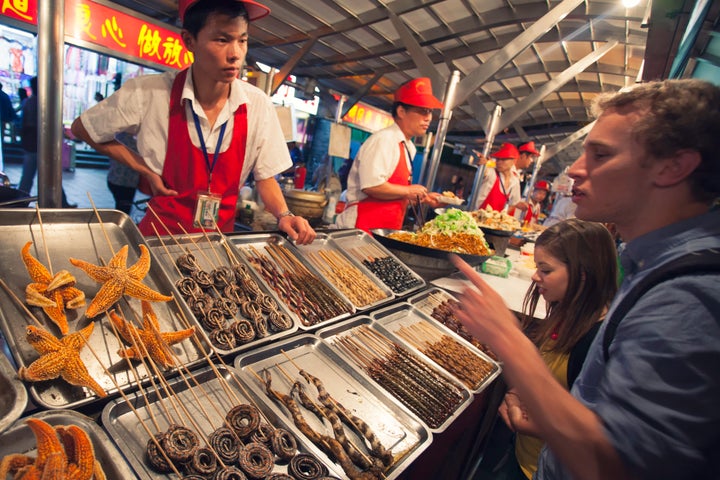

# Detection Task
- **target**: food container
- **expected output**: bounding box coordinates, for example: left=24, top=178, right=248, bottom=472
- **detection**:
left=228, top=233, right=354, bottom=330
left=371, top=303, right=500, bottom=394
left=102, top=364, right=343, bottom=479
left=327, top=229, right=425, bottom=297
left=292, top=232, right=394, bottom=311
left=0, top=409, right=135, bottom=479
left=480, top=226, right=514, bottom=257
left=0, top=209, right=207, bottom=410
left=235, top=333, right=430, bottom=479
left=0, top=349, right=27, bottom=434
left=282, top=189, right=328, bottom=223
left=145, top=232, right=299, bottom=355
left=317, top=316, right=473, bottom=433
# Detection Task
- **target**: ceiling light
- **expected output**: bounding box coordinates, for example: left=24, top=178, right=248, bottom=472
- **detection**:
left=622, top=0, right=640, bottom=7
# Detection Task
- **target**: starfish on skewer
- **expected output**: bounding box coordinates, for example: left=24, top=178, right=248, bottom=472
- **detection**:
left=21, top=241, right=86, bottom=335
left=69, top=244, right=173, bottom=318
left=17, top=322, right=107, bottom=398
left=108, top=300, right=195, bottom=369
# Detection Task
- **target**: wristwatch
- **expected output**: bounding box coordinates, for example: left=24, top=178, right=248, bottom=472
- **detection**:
left=277, top=210, right=295, bottom=219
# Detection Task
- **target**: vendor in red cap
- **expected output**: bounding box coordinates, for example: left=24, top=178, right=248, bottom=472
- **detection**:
left=518, top=141, right=540, bottom=171
left=471, top=142, right=529, bottom=213
left=510, top=179, right=550, bottom=225
left=336, top=78, right=444, bottom=232
left=70, top=0, right=315, bottom=244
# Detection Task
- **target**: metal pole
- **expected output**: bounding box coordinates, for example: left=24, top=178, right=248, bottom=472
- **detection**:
left=418, top=132, right=433, bottom=184
left=523, top=144, right=546, bottom=201
left=468, top=105, right=502, bottom=210
left=335, top=95, right=346, bottom=124
left=265, top=67, right=277, bottom=96
left=37, top=1, right=64, bottom=208
left=423, top=70, right=460, bottom=191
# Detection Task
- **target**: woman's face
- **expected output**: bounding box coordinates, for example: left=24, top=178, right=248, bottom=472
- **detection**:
left=531, top=245, right=569, bottom=303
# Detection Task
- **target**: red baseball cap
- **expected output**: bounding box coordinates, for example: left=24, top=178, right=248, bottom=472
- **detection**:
left=491, top=142, right=520, bottom=160
left=534, top=180, right=550, bottom=191
left=394, top=78, right=444, bottom=109
left=179, top=0, right=270, bottom=22
left=519, top=141, right=540, bottom=156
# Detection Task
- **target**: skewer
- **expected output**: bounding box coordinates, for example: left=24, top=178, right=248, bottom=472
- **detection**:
left=0, top=278, right=47, bottom=328
left=34, top=205, right=53, bottom=275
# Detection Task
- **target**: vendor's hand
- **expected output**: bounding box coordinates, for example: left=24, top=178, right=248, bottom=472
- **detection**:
left=513, top=201, right=529, bottom=211
left=499, top=389, right=540, bottom=437
left=405, top=184, right=428, bottom=200
left=423, top=192, right=443, bottom=208
left=146, top=172, right=178, bottom=196
left=278, top=215, right=316, bottom=245
left=472, top=150, right=488, bottom=166
left=449, top=255, right=521, bottom=353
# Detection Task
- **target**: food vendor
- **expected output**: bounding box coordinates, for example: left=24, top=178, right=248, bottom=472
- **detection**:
left=518, top=141, right=540, bottom=171
left=510, top=180, right=550, bottom=226
left=335, top=77, right=444, bottom=233
left=471, top=142, right=528, bottom=213
left=70, top=0, right=316, bottom=244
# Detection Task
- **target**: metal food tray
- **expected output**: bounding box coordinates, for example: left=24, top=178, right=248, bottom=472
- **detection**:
left=327, top=229, right=426, bottom=297
left=0, top=409, right=135, bottom=478
left=102, top=363, right=343, bottom=479
left=407, top=287, right=499, bottom=361
left=145, top=232, right=299, bottom=355
left=292, top=232, right=395, bottom=311
left=0, top=209, right=207, bottom=410
left=227, top=233, right=355, bottom=330
left=235, top=333, right=430, bottom=479
left=0, top=350, right=27, bottom=434
left=371, top=303, right=501, bottom=394
left=316, top=316, right=472, bottom=433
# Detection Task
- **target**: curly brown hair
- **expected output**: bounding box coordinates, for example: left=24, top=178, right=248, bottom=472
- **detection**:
left=592, top=79, right=720, bottom=202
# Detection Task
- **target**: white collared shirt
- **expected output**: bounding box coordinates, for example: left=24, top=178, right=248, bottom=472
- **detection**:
left=80, top=65, right=291, bottom=182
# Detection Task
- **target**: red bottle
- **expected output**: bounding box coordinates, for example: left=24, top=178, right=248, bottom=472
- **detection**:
left=293, top=165, right=307, bottom=189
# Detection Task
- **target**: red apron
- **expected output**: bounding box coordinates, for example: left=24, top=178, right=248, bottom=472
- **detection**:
left=479, top=171, right=509, bottom=211
left=355, top=142, right=410, bottom=233
left=138, top=69, right=248, bottom=236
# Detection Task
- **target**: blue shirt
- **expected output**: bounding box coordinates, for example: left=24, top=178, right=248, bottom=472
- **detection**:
left=537, top=208, right=720, bottom=480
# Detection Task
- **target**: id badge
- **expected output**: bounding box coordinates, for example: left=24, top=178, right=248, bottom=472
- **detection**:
left=193, top=191, right=221, bottom=228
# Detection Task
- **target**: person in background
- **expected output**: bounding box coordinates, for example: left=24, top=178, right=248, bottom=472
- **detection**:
left=18, top=76, right=75, bottom=207
left=107, top=132, right=141, bottom=214
left=453, top=79, right=720, bottom=480
left=70, top=0, right=315, bottom=244
left=471, top=142, right=527, bottom=213
left=523, top=180, right=550, bottom=225
left=0, top=83, right=16, bottom=144
left=12, top=86, right=28, bottom=142
left=543, top=193, right=576, bottom=227
left=493, top=219, right=618, bottom=479
left=335, top=77, right=444, bottom=232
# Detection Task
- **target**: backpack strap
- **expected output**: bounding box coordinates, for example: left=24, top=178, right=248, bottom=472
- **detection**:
left=602, top=248, right=720, bottom=362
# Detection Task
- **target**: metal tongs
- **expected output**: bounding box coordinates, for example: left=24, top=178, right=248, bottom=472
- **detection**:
left=411, top=195, right=425, bottom=231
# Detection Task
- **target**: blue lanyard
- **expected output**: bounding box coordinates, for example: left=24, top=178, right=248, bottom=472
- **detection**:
left=191, top=107, right=228, bottom=187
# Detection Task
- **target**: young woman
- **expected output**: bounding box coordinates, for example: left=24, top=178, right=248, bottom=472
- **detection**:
left=499, top=218, right=619, bottom=479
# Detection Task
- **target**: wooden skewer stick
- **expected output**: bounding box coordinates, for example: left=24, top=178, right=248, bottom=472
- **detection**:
left=0, top=278, right=47, bottom=328
left=86, top=192, right=116, bottom=257
left=34, top=205, right=53, bottom=275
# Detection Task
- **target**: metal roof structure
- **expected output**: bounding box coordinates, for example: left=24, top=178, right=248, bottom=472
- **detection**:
left=101, top=0, right=720, bottom=174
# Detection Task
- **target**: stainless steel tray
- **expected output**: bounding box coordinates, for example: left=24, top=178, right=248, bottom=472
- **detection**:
left=228, top=233, right=354, bottom=330
left=235, top=333, right=430, bottom=479
left=102, top=363, right=342, bottom=479
left=371, top=303, right=500, bottom=394
left=0, top=208, right=206, bottom=410
left=316, top=316, right=472, bottom=433
left=327, top=229, right=426, bottom=297
left=407, top=287, right=499, bottom=361
left=0, top=409, right=135, bottom=479
left=0, top=350, right=27, bottom=434
left=145, top=232, right=299, bottom=355
left=292, top=232, right=394, bottom=311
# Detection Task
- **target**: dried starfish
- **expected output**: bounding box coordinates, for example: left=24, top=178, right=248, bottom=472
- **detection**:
left=109, top=300, right=195, bottom=369
left=22, top=241, right=86, bottom=335
left=56, top=424, right=100, bottom=480
left=18, top=323, right=107, bottom=398
left=69, top=244, right=172, bottom=318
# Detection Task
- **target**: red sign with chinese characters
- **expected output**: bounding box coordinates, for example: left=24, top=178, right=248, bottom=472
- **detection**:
left=1, top=0, right=193, bottom=70
left=342, top=102, right=394, bottom=133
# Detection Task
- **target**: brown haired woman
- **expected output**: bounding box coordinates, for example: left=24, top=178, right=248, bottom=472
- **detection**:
left=496, top=218, right=618, bottom=479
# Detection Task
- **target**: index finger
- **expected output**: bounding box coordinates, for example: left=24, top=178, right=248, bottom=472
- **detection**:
left=450, top=254, right=493, bottom=294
